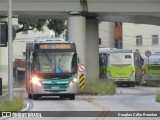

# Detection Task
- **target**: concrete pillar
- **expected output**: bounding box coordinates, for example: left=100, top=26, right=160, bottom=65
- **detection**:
left=68, top=14, right=86, bottom=76
left=86, top=18, right=99, bottom=80
left=68, top=14, right=99, bottom=81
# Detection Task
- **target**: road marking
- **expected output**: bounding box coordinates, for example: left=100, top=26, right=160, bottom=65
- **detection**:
left=80, top=97, right=110, bottom=120
left=22, top=99, right=30, bottom=111
left=116, top=90, right=123, bottom=95
left=151, top=100, right=155, bottom=103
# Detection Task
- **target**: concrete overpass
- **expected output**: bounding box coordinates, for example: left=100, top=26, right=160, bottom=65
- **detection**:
left=0, top=0, right=160, bottom=25
left=1, top=0, right=160, bottom=82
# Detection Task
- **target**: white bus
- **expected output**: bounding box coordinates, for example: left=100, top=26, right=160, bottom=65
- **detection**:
left=99, top=48, right=143, bottom=86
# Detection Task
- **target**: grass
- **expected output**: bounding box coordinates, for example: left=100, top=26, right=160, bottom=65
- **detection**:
left=2, top=82, right=24, bottom=94
left=156, top=93, right=160, bottom=102
left=143, top=80, right=160, bottom=87
left=13, top=82, right=24, bottom=88
left=78, top=79, right=116, bottom=95
left=0, top=94, right=24, bottom=112
left=2, top=82, right=24, bottom=89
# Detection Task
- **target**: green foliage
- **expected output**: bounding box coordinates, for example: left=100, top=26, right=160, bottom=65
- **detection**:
left=143, top=80, right=160, bottom=87
left=17, top=18, right=67, bottom=37
left=0, top=95, right=24, bottom=111
left=2, top=82, right=24, bottom=89
left=156, top=93, right=160, bottom=102
left=47, top=19, right=67, bottom=37
left=13, top=82, right=24, bottom=88
left=17, top=18, right=46, bottom=32
left=79, top=79, right=116, bottom=95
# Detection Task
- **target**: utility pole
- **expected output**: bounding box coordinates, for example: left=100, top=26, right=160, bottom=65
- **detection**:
left=8, top=0, right=13, bottom=101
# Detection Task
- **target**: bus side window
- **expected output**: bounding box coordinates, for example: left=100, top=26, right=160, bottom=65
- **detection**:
left=104, top=54, right=108, bottom=66
left=32, top=52, right=40, bottom=71
left=71, top=53, right=77, bottom=72
left=99, top=54, right=104, bottom=66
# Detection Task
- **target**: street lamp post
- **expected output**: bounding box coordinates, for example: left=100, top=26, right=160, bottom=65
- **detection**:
left=8, top=0, right=13, bottom=101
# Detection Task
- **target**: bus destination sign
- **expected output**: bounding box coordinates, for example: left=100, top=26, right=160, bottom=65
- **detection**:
left=39, top=44, right=71, bottom=49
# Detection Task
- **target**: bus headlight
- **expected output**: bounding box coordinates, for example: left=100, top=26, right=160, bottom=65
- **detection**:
left=69, top=78, right=78, bottom=86
left=31, top=76, right=41, bottom=86
left=73, top=78, right=78, bottom=83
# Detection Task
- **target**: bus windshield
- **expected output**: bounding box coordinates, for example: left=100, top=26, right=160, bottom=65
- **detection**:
left=109, top=53, right=133, bottom=65
left=33, top=51, right=77, bottom=74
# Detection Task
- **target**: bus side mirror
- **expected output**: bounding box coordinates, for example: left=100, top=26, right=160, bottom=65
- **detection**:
left=30, top=51, right=33, bottom=64
left=77, top=54, right=80, bottom=63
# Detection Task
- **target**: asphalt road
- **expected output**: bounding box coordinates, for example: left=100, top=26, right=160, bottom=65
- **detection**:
left=2, top=86, right=160, bottom=120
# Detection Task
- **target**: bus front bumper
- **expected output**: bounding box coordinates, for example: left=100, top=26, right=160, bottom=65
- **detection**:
left=108, top=76, right=135, bottom=81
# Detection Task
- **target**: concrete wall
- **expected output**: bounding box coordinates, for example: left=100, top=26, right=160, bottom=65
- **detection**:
left=99, top=22, right=114, bottom=48
left=123, top=23, right=160, bottom=58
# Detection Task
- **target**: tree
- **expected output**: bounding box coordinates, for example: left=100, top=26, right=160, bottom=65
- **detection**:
left=47, top=19, right=67, bottom=37
left=16, top=18, right=67, bottom=37
left=16, top=18, right=46, bottom=33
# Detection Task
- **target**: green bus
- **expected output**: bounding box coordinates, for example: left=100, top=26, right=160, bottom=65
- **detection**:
left=99, top=48, right=143, bottom=87
left=25, top=38, right=78, bottom=100
left=142, top=53, right=160, bottom=81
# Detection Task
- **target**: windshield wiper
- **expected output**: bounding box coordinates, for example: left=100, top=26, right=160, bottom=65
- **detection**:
left=43, top=50, right=52, bottom=64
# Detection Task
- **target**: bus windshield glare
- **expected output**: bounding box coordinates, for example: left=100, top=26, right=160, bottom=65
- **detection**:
left=33, top=51, right=77, bottom=74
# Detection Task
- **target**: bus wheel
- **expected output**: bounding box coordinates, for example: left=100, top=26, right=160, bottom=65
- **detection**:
left=69, top=94, right=75, bottom=100
left=60, top=95, right=65, bottom=99
left=32, top=94, right=38, bottom=100
left=130, top=83, right=135, bottom=87
left=28, top=93, right=32, bottom=99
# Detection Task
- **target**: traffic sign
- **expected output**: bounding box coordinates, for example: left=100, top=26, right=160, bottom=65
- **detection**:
left=145, top=50, right=151, bottom=57
left=78, top=64, right=86, bottom=72
left=79, top=73, right=85, bottom=89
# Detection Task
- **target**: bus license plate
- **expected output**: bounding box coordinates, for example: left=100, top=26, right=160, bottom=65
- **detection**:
left=52, top=86, right=59, bottom=90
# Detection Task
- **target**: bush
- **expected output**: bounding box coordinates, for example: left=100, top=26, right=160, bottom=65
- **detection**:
left=143, top=80, right=160, bottom=87
left=156, top=93, right=160, bottom=102
left=78, top=79, right=116, bottom=95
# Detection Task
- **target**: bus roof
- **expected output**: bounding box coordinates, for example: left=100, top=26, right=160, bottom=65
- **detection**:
left=99, top=48, right=133, bottom=54
left=99, top=48, right=117, bottom=53
left=34, top=38, right=73, bottom=44
left=109, top=49, right=133, bottom=53
left=35, top=37, right=65, bottom=42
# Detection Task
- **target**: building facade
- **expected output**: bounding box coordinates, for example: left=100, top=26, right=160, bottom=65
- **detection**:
left=123, top=23, right=160, bottom=58
left=99, top=22, right=114, bottom=48
left=99, top=22, right=160, bottom=58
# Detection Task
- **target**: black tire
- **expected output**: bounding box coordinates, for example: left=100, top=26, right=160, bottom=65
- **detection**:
left=69, top=94, right=75, bottom=100
left=32, top=94, right=39, bottom=100
left=130, top=83, right=135, bottom=87
left=28, top=93, right=32, bottom=99
left=60, top=95, right=65, bottom=99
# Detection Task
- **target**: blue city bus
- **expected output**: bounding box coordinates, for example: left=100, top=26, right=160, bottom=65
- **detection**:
left=25, top=38, right=78, bottom=100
